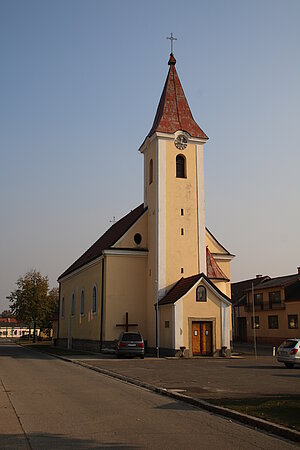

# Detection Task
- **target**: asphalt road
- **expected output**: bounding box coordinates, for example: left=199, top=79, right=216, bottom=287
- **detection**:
left=0, top=343, right=297, bottom=449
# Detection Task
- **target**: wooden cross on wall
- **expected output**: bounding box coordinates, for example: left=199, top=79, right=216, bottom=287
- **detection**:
left=116, top=312, right=138, bottom=332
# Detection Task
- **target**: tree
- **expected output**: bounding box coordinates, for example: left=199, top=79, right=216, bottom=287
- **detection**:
left=39, top=287, right=59, bottom=336
left=7, top=269, right=57, bottom=342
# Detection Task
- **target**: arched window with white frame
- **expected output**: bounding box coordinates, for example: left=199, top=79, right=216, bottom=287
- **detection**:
left=80, top=290, right=85, bottom=315
left=61, top=297, right=65, bottom=318
left=71, top=293, right=75, bottom=316
left=92, top=285, right=97, bottom=314
left=149, top=158, right=153, bottom=185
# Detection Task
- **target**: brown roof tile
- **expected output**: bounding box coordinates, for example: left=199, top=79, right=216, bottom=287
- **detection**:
left=58, top=204, right=146, bottom=280
left=206, top=247, right=229, bottom=280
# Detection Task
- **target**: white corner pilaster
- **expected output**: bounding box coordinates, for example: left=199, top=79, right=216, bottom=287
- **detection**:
left=143, top=152, right=147, bottom=207
left=221, top=304, right=230, bottom=348
left=173, top=299, right=183, bottom=350
left=156, top=138, right=166, bottom=300
left=196, top=144, right=206, bottom=274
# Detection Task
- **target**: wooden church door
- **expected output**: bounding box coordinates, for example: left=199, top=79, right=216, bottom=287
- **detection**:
left=192, top=321, right=213, bottom=356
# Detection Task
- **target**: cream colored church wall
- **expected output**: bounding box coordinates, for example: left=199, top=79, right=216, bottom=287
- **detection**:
left=165, top=141, right=199, bottom=285
left=159, top=305, right=173, bottom=349
left=213, top=278, right=232, bottom=300
left=144, top=139, right=159, bottom=348
left=206, top=231, right=224, bottom=253
left=113, top=211, right=148, bottom=249
left=215, top=260, right=231, bottom=282
left=59, top=260, right=102, bottom=340
left=182, top=285, right=223, bottom=350
left=104, top=254, right=147, bottom=341
left=212, top=280, right=232, bottom=339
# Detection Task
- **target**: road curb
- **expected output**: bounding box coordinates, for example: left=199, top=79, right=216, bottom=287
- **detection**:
left=50, top=353, right=300, bottom=444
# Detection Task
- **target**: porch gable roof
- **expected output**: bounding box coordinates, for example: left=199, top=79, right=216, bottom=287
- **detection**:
left=158, top=273, right=231, bottom=306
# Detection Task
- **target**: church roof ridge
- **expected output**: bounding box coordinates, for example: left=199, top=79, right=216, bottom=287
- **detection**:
left=58, top=204, right=147, bottom=280
left=144, top=53, right=208, bottom=143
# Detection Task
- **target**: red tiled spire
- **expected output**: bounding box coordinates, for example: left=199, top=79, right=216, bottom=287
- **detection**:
left=147, top=53, right=208, bottom=140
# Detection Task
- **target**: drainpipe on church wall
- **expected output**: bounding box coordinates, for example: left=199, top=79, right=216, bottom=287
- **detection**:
left=57, top=283, right=61, bottom=345
left=155, top=278, right=160, bottom=358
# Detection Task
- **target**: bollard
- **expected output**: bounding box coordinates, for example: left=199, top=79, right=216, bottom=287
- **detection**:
left=272, top=346, right=276, bottom=356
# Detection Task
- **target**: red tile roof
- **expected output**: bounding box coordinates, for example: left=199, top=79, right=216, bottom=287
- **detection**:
left=58, top=204, right=146, bottom=280
left=206, top=247, right=229, bottom=280
left=145, top=53, right=208, bottom=142
left=158, top=272, right=231, bottom=306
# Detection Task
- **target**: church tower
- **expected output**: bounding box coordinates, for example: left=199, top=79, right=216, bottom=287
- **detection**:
left=139, top=52, right=209, bottom=350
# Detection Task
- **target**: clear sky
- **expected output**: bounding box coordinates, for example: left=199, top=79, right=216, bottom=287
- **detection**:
left=1, top=0, right=299, bottom=312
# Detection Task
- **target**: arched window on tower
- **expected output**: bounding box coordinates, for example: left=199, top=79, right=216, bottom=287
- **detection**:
left=176, top=155, right=186, bottom=178
left=149, top=159, right=153, bottom=185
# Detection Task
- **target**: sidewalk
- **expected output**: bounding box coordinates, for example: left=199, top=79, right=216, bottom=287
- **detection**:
left=232, top=342, right=277, bottom=356
left=75, top=354, right=298, bottom=400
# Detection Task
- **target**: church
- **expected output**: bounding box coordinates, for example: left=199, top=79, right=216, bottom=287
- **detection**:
left=57, top=49, right=235, bottom=357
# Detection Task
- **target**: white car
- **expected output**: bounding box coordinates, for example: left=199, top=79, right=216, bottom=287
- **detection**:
left=277, top=339, right=300, bottom=368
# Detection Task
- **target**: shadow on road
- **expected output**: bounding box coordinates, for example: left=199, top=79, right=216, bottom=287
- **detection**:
left=0, top=433, right=139, bottom=449
left=155, top=401, right=197, bottom=411
left=0, top=343, right=56, bottom=360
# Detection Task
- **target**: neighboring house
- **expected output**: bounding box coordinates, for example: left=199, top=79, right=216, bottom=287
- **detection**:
left=232, top=269, right=300, bottom=345
left=57, top=51, right=235, bottom=357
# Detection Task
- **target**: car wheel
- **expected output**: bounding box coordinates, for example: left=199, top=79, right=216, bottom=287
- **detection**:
left=284, top=362, right=294, bottom=368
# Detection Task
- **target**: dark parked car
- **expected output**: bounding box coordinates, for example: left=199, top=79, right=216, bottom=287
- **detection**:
left=116, top=332, right=145, bottom=359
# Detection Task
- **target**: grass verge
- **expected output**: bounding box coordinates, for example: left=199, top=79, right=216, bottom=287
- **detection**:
left=209, top=397, right=300, bottom=431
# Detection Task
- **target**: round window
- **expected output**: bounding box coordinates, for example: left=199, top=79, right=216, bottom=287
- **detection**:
left=134, top=233, right=142, bottom=245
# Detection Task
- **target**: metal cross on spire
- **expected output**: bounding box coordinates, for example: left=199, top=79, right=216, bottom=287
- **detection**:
left=167, top=32, right=177, bottom=54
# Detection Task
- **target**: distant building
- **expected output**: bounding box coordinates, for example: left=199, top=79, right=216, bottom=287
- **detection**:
left=232, top=268, right=300, bottom=345
left=0, top=317, right=40, bottom=338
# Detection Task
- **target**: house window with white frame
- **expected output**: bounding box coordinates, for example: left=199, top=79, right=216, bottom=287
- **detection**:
left=288, top=314, right=298, bottom=329
left=251, top=316, right=260, bottom=329
left=268, top=315, right=279, bottom=329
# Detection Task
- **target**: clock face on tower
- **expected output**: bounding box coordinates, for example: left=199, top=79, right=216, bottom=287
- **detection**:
left=174, top=134, right=188, bottom=150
